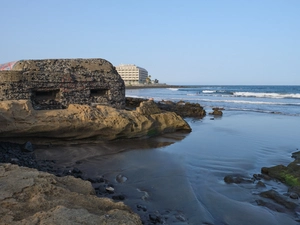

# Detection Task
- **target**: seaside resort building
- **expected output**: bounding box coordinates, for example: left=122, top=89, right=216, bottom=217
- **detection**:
left=115, top=64, right=148, bottom=85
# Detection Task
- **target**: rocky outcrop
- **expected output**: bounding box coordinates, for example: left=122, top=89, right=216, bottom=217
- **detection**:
left=0, top=163, right=142, bottom=225
left=209, top=107, right=223, bottom=116
left=126, top=97, right=206, bottom=118
left=262, top=151, right=300, bottom=196
left=0, top=58, right=125, bottom=109
left=0, top=100, right=191, bottom=143
left=225, top=151, right=300, bottom=219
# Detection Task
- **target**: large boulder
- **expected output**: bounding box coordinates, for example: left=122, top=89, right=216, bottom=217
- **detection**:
left=0, top=163, right=142, bottom=225
left=0, top=100, right=191, bottom=143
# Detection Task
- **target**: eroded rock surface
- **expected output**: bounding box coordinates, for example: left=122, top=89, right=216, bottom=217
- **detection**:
left=126, top=97, right=206, bottom=118
left=0, top=163, right=142, bottom=225
left=0, top=100, right=191, bottom=143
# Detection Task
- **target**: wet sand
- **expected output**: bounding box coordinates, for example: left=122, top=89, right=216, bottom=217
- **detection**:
left=33, top=111, right=300, bottom=224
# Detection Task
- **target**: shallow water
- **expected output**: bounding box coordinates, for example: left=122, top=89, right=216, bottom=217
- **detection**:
left=35, top=111, right=300, bottom=224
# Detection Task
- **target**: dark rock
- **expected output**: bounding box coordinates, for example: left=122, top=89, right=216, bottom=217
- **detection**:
left=112, top=195, right=125, bottom=201
left=10, top=158, right=19, bottom=164
left=209, top=109, right=223, bottom=116
left=224, top=174, right=254, bottom=184
left=158, top=100, right=206, bottom=118
left=137, top=204, right=147, bottom=212
left=289, top=192, right=299, bottom=199
left=212, top=107, right=224, bottom=110
left=149, top=214, right=163, bottom=223
left=21, top=141, right=34, bottom=152
left=72, top=167, right=82, bottom=174
left=291, top=151, right=300, bottom=160
left=260, top=190, right=298, bottom=209
left=255, top=199, right=287, bottom=213
left=253, top=174, right=262, bottom=180
left=88, top=177, right=104, bottom=183
left=125, top=97, right=206, bottom=118
left=256, top=181, right=266, bottom=188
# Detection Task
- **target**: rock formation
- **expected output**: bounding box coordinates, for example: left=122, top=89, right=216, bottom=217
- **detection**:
left=126, top=97, right=206, bottom=118
left=0, top=99, right=191, bottom=144
left=0, top=58, right=125, bottom=110
left=209, top=107, right=223, bottom=116
left=0, top=163, right=142, bottom=225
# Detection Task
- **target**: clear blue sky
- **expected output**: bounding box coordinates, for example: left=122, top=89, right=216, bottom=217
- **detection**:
left=1, top=0, right=299, bottom=85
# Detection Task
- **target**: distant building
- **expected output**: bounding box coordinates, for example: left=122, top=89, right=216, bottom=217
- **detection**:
left=115, top=64, right=148, bottom=85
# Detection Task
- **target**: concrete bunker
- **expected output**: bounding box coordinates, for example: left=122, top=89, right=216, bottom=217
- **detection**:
left=0, top=58, right=125, bottom=110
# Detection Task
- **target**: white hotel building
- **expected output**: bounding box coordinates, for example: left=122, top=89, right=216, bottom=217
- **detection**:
left=115, top=64, right=148, bottom=85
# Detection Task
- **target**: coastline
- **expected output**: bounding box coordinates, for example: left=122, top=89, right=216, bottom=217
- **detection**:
left=125, top=84, right=186, bottom=89
left=1, top=110, right=300, bottom=224
left=32, top=112, right=300, bottom=224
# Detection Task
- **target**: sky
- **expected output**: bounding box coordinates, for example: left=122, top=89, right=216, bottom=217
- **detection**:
left=1, top=0, right=299, bottom=85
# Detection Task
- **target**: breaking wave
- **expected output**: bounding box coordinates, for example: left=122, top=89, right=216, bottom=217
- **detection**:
left=233, top=92, right=300, bottom=99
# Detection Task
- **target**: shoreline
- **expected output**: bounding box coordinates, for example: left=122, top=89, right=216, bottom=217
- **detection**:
left=1, top=107, right=300, bottom=224
left=125, top=84, right=186, bottom=89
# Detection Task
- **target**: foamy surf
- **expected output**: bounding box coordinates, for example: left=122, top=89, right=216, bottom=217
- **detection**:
left=233, top=92, right=300, bottom=99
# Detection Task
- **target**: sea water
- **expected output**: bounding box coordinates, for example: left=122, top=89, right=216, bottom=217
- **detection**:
left=126, top=85, right=300, bottom=116
left=36, top=85, right=300, bottom=224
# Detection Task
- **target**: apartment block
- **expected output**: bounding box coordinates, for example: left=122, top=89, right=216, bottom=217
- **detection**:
left=115, top=64, right=148, bottom=85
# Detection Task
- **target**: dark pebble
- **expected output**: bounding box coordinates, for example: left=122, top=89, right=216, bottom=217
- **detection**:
left=112, top=195, right=125, bottom=201
left=72, top=167, right=82, bottom=174
left=149, top=214, right=163, bottom=223
left=289, top=192, right=299, bottom=199
left=256, top=181, right=266, bottom=188
left=137, top=204, right=147, bottom=212
left=21, top=141, right=34, bottom=152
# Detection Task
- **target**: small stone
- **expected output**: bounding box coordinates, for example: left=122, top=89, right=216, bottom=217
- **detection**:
left=289, top=192, right=299, bottom=199
left=112, top=195, right=125, bottom=201
left=253, top=174, right=262, bottom=180
left=106, top=186, right=114, bottom=193
left=72, top=167, right=81, bottom=174
left=256, top=181, right=266, bottom=188
left=10, top=158, right=19, bottom=164
left=149, top=214, right=162, bottom=223
left=21, top=141, right=34, bottom=152
left=116, top=174, right=127, bottom=183
left=137, top=204, right=147, bottom=212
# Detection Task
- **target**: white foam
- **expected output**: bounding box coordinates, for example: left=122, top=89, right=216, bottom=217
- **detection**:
left=233, top=92, right=300, bottom=99
left=202, top=90, right=216, bottom=93
left=167, top=88, right=179, bottom=91
left=199, top=99, right=300, bottom=105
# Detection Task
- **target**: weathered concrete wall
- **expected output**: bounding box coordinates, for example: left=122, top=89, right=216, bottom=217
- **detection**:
left=0, top=58, right=125, bottom=109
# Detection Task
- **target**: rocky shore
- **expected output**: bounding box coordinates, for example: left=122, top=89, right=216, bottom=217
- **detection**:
left=0, top=99, right=191, bottom=144
left=0, top=163, right=142, bottom=225
left=0, top=137, right=189, bottom=224
left=0, top=97, right=197, bottom=224
left=224, top=151, right=300, bottom=222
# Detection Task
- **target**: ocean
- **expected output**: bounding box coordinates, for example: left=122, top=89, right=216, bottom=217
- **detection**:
left=126, top=85, right=300, bottom=116
left=36, top=85, right=300, bottom=225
